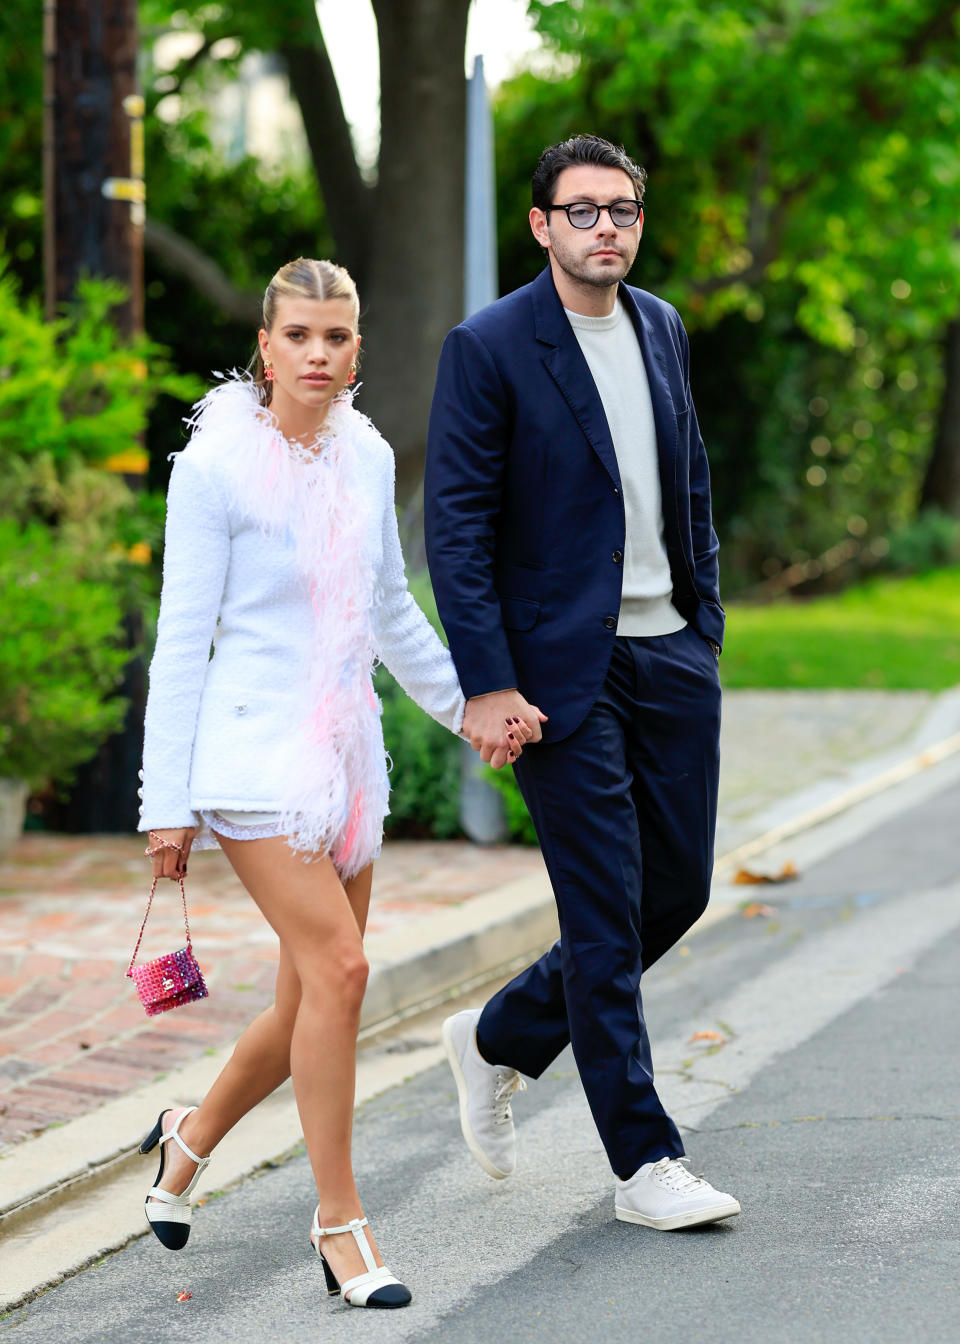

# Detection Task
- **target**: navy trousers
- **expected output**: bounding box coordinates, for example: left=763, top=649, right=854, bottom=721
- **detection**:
left=477, top=625, right=722, bottom=1179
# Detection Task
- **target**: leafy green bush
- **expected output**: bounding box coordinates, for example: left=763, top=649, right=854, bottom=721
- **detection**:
left=0, top=521, right=129, bottom=785
left=0, top=267, right=197, bottom=471
left=482, top=764, right=537, bottom=845
left=376, top=573, right=462, bottom=839
left=883, top=510, right=960, bottom=574
left=0, top=261, right=200, bottom=790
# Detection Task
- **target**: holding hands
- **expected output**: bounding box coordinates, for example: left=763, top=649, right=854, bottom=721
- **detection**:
left=462, top=690, right=548, bottom=769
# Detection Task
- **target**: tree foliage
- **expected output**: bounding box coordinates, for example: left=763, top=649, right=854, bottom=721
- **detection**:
left=525, top=0, right=960, bottom=339
left=137, top=0, right=472, bottom=506
left=493, top=0, right=960, bottom=580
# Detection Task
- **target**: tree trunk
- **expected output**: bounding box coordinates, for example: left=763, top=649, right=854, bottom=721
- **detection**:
left=46, top=0, right=146, bottom=833
left=363, top=0, right=472, bottom=518
left=279, top=11, right=373, bottom=291
left=920, top=317, right=960, bottom=517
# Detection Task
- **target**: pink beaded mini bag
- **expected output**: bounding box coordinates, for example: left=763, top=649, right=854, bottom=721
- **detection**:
left=127, top=870, right=209, bottom=1017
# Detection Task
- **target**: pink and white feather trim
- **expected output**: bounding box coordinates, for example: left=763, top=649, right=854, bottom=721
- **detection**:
left=184, top=374, right=390, bottom=878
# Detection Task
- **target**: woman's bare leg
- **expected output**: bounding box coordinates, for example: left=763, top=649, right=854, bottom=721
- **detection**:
left=150, top=837, right=381, bottom=1286
left=151, top=850, right=378, bottom=1287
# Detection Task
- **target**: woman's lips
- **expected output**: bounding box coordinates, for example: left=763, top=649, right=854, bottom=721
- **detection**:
left=302, top=373, right=331, bottom=384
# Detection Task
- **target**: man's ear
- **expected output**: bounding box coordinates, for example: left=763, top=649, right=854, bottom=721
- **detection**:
left=529, top=207, right=551, bottom=250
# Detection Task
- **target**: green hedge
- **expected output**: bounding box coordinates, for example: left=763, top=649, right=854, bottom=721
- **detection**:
left=0, top=260, right=200, bottom=791
left=376, top=573, right=462, bottom=839
left=0, top=521, right=129, bottom=786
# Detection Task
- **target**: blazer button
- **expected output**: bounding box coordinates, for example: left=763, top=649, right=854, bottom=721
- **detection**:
left=613, top=486, right=620, bottom=497
left=612, top=550, right=623, bottom=564
left=603, top=616, right=617, bottom=630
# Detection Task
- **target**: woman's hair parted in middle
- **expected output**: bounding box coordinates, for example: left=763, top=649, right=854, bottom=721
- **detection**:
left=250, top=257, right=360, bottom=403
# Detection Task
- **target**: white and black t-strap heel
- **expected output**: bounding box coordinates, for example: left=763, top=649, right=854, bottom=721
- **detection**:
left=309, top=1208, right=411, bottom=1308
left=140, top=1106, right=211, bottom=1250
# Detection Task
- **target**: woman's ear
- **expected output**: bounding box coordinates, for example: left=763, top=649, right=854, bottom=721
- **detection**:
left=258, top=328, right=269, bottom=360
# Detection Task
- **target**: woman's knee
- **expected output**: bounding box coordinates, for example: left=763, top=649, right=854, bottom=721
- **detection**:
left=298, top=941, right=369, bottom=1007
left=339, top=948, right=369, bottom=1003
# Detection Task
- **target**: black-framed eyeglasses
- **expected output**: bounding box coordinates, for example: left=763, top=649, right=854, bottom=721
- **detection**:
left=546, top=199, right=642, bottom=229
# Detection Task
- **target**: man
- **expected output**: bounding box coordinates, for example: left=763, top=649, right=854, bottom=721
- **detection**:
left=426, top=134, right=739, bottom=1230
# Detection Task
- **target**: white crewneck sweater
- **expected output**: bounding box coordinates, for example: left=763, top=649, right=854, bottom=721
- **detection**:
left=565, top=300, right=686, bottom=638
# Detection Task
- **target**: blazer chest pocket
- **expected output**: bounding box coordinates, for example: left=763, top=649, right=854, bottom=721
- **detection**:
left=500, top=596, right=540, bottom=631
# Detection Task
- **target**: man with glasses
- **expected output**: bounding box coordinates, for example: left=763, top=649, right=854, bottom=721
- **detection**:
left=426, top=135, right=739, bottom=1231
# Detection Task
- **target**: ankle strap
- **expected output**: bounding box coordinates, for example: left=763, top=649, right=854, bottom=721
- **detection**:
left=310, top=1210, right=377, bottom=1275
left=313, top=1213, right=369, bottom=1238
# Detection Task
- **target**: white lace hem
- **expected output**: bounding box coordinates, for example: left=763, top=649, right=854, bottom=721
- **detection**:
left=194, top=809, right=383, bottom=863
left=198, top=810, right=286, bottom=842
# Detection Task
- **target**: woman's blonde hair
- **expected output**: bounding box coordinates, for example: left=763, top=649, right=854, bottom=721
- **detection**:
left=250, top=257, right=360, bottom=403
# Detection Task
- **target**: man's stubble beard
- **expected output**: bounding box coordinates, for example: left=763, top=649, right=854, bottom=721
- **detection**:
left=550, top=233, right=637, bottom=291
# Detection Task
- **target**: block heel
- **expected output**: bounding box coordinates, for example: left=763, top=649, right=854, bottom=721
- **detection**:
left=141, top=1106, right=211, bottom=1251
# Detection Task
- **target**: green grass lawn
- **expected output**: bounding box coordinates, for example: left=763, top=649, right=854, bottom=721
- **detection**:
left=720, top=567, right=960, bottom=690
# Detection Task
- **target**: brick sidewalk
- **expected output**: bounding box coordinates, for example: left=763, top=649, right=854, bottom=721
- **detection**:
left=0, top=834, right=543, bottom=1153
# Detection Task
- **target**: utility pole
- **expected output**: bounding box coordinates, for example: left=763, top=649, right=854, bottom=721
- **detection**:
left=459, top=55, right=508, bottom=845
left=44, top=0, right=147, bottom=832
left=45, top=0, right=143, bottom=332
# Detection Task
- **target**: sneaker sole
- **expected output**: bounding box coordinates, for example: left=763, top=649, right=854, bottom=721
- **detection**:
left=441, top=1018, right=513, bottom=1181
left=614, top=1198, right=741, bottom=1231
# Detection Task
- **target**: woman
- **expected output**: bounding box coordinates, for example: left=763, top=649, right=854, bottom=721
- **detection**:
left=137, top=257, right=532, bottom=1309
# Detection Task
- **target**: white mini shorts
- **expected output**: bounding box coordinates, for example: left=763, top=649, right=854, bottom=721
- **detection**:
left=200, top=808, right=284, bottom=841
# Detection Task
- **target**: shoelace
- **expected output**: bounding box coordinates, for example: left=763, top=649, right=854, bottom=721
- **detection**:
left=649, top=1157, right=706, bottom=1192
left=492, top=1069, right=526, bottom=1125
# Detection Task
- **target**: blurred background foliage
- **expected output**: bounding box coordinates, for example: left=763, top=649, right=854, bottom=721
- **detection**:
left=0, top=265, right=198, bottom=788
left=496, top=0, right=960, bottom=588
left=5, top=0, right=955, bottom=585
left=2, top=0, right=959, bottom=824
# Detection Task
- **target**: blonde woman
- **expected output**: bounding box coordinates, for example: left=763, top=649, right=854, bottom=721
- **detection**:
left=137, top=258, right=534, bottom=1309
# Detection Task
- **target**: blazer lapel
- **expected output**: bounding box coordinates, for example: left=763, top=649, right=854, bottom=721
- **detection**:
left=532, top=268, right=622, bottom=488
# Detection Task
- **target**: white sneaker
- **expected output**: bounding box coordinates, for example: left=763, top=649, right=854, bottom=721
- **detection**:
left=615, top=1157, right=741, bottom=1231
left=442, top=1008, right=526, bottom=1179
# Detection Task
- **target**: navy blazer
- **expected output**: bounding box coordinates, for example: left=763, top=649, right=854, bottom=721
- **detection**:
left=424, top=266, right=724, bottom=744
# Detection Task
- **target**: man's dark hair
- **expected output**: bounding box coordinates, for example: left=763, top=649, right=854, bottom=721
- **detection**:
left=531, top=134, right=646, bottom=212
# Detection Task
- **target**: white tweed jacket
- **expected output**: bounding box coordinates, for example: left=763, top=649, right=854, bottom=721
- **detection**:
left=138, top=389, right=465, bottom=842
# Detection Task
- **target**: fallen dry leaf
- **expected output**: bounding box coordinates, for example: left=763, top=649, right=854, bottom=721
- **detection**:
left=689, top=1030, right=726, bottom=1044
left=740, top=901, right=775, bottom=919
left=176, top=1291, right=192, bottom=1302
left=734, top=861, right=798, bottom=886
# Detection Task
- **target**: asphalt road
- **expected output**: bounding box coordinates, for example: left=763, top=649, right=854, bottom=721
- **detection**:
left=3, top=777, right=959, bottom=1344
